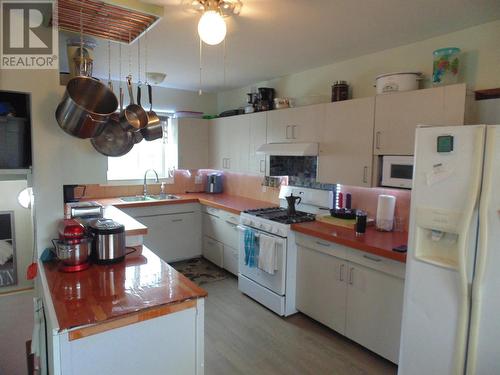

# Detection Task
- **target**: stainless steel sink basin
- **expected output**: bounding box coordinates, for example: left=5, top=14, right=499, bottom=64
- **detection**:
left=120, top=194, right=180, bottom=202
left=148, top=194, right=180, bottom=200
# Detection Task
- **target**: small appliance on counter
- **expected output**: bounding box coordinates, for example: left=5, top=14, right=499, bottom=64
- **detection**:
left=87, top=218, right=127, bottom=264
left=206, top=172, right=223, bottom=194
left=52, top=219, right=92, bottom=272
left=63, top=184, right=87, bottom=203
left=65, top=201, right=103, bottom=220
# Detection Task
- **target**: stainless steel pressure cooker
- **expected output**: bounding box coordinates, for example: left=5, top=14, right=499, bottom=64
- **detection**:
left=88, top=218, right=126, bottom=264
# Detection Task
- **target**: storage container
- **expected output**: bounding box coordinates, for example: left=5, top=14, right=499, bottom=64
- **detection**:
left=432, top=47, right=460, bottom=85
left=0, top=116, right=28, bottom=168
left=374, top=72, right=422, bottom=94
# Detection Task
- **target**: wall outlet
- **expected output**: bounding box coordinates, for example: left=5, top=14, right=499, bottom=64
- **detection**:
left=194, top=175, right=203, bottom=184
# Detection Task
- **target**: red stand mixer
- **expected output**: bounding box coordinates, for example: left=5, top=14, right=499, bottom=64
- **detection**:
left=53, top=219, right=91, bottom=272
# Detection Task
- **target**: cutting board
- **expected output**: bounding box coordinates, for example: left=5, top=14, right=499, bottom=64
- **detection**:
left=316, top=215, right=374, bottom=229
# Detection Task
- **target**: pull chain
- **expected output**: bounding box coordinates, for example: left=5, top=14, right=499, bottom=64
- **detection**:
left=198, top=38, right=203, bottom=96
left=223, top=38, right=227, bottom=88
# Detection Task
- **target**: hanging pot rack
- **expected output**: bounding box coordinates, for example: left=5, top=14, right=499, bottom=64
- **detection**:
left=57, top=0, right=163, bottom=44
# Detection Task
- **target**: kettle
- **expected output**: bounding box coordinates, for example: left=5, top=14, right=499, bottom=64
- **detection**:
left=285, top=193, right=302, bottom=216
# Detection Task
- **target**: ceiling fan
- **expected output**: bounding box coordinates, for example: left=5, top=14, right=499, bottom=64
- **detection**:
left=185, top=0, right=243, bottom=45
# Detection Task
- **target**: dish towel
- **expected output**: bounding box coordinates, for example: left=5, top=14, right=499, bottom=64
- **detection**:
left=244, top=228, right=259, bottom=268
left=258, top=235, right=278, bottom=275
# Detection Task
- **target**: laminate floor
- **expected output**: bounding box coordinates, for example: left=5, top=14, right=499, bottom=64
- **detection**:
left=203, top=276, right=398, bottom=375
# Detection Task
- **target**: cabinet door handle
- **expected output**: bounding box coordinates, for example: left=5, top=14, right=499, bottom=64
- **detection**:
left=227, top=158, right=231, bottom=169
left=260, top=159, right=266, bottom=173
left=375, top=131, right=381, bottom=150
left=349, top=267, right=354, bottom=285
left=285, top=125, right=291, bottom=139
left=363, top=254, right=382, bottom=262
left=292, top=125, right=297, bottom=139
left=172, top=218, right=183, bottom=222
left=339, top=264, right=345, bottom=282
left=363, top=166, right=368, bottom=184
left=315, top=241, right=331, bottom=247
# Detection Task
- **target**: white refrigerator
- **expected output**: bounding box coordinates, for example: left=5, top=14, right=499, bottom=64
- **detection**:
left=398, top=124, right=500, bottom=375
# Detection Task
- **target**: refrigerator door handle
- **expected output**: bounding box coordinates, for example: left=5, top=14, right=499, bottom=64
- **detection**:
left=466, top=127, right=495, bottom=375
left=454, top=126, right=486, bottom=375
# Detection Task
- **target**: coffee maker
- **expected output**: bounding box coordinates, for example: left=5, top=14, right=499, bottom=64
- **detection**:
left=257, top=87, right=275, bottom=111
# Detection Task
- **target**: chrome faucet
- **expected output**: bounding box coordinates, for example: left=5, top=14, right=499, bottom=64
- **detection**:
left=143, top=169, right=159, bottom=196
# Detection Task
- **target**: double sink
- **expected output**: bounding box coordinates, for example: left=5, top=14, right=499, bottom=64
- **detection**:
left=120, top=194, right=180, bottom=203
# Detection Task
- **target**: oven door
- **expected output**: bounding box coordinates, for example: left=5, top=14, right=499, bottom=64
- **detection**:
left=381, top=155, right=414, bottom=188
left=237, top=225, right=287, bottom=295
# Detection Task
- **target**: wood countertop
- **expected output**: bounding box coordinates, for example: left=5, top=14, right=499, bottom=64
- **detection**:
left=91, top=193, right=276, bottom=215
left=292, top=221, right=408, bottom=263
left=42, top=247, right=207, bottom=332
left=101, top=205, right=148, bottom=236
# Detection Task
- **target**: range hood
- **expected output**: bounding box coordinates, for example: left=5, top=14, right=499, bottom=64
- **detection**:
left=256, top=143, right=319, bottom=156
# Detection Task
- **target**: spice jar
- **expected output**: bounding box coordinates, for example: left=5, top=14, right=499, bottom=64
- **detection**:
left=331, top=81, right=349, bottom=102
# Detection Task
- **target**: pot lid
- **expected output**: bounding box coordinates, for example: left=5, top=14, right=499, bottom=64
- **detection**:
left=88, top=218, right=124, bottom=234
left=375, top=72, right=422, bottom=80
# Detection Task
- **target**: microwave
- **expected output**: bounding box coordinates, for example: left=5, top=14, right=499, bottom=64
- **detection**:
left=381, top=156, right=414, bottom=189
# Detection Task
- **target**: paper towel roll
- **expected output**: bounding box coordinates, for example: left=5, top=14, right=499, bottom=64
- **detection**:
left=376, top=194, right=396, bottom=231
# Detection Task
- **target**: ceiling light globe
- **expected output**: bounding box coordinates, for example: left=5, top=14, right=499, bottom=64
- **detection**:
left=198, top=10, right=227, bottom=45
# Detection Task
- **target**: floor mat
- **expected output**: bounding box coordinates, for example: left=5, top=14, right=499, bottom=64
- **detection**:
left=171, top=257, right=230, bottom=285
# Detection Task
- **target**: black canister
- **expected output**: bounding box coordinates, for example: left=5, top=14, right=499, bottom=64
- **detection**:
left=331, top=81, right=349, bottom=102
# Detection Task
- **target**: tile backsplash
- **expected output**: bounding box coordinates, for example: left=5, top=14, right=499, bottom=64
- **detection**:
left=339, top=185, right=412, bottom=231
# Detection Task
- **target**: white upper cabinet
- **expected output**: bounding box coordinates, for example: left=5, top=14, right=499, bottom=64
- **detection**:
left=209, top=115, right=249, bottom=172
left=374, top=83, right=466, bottom=155
left=317, top=97, right=375, bottom=187
left=248, top=112, right=267, bottom=175
left=175, top=118, right=209, bottom=170
left=267, top=104, right=325, bottom=143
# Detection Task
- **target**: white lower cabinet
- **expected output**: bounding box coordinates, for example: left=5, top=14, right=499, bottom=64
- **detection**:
left=345, top=262, right=404, bottom=364
left=201, top=206, right=240, bottom=275
left=296, top=246, right=347, bottom=334
left=121, top=203, right=202, bottom=263
left=223, top=245, right=239, bottom=276
left=203, top=235, right=224, bottom=267
left=295, top=234, right=405, bottom=364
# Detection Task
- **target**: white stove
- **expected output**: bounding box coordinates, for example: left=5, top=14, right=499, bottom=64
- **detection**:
left=237, top=186, right=331, bottom=316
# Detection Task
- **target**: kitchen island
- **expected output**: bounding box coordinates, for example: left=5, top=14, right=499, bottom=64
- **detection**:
left=38, top=207, right=207, bottom=375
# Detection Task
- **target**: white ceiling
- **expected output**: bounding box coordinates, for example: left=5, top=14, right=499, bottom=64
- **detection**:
left=82, top=0, right=500, bottom=92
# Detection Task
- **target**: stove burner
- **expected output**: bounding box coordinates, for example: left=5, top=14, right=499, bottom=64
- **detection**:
left=244, top=207, right=315, bottom=224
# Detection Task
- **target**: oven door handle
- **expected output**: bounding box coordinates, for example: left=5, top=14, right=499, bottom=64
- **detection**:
left=236, top=225, right=260, bottom=237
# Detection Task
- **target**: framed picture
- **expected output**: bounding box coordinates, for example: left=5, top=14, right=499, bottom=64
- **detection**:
left=0, top=211, right=17, bottom=287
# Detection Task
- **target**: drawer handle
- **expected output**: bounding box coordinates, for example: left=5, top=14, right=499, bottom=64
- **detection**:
left=225, top=220, right=238, bottom=228
left=363, top=254, right=382, bottom=262
left=315, top=241, right=331, bottom=247
left=172, top=218, right=183, bottom=222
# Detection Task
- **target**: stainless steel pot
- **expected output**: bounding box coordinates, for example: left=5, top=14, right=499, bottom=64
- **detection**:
left=51, top=238, right=91, bottom=266
left=120, top=76, right=148, bottom=132
left=56, top=76, right=118, bottom=139
left=141, top=123, right=163, bottom=141
left=146, top=84, right=160, bottom=126
left=88, top=219, right=126, bottom=264
left=90, top=117, right=134, bottom=157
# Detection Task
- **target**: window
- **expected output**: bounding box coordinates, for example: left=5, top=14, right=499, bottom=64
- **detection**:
left=107, top=115, right=177, bottom=181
